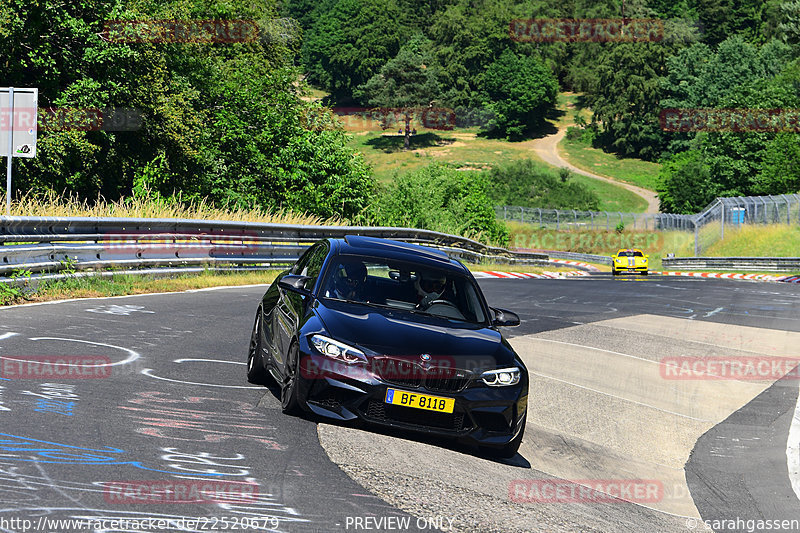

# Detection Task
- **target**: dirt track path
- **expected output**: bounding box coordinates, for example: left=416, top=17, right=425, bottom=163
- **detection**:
left=527, top=127, right=660, bottom=214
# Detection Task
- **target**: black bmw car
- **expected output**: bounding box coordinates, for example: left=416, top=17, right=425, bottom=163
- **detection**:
left=246, top=235, right=528, bottom=458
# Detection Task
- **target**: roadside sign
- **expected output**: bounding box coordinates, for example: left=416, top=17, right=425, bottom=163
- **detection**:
left=1, top=87, right=39, bottom=214
left=0, top=87, right=38, bottom=158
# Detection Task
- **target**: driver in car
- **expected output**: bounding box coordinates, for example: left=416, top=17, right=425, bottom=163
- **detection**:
left=414, top=272, right=450, bottom=309
left=330, top=261, right=368, bottom=301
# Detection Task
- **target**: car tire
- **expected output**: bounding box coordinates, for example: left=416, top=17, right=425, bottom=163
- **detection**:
left=481, top=413, right=526, bottom=459
left=247, top=311, right=270, bottom=385
left=281, top=341, right=303, bottom=415
left=611, top=267, right=618, bottom=276
left=642, top=270, right=649, bottom=276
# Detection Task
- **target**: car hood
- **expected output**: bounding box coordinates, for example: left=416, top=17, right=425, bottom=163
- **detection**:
left=314, top=299, right=516, bottom=367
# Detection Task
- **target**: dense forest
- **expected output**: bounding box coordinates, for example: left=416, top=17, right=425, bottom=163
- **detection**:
left=289, top=0, right=800, bottom=213
left=1, top=0, right=798, bottom=243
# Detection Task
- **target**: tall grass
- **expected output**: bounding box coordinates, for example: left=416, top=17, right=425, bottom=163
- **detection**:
left=701, top=224, right=800, bottom=257
left=7, top=191, right=344, bottom=225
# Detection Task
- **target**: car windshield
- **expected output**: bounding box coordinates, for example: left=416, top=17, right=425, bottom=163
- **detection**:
left=321, top=256, right=487, bottom=324
left=619, top=251, right=644, bottom=257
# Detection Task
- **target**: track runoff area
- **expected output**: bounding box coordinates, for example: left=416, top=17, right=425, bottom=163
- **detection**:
left=0, top=272, right=796, bottom=532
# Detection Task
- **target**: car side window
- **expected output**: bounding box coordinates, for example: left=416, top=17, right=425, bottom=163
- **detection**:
left=291, top=246, right=314, bottom=275
left=295, top=243, right=328, bottom=291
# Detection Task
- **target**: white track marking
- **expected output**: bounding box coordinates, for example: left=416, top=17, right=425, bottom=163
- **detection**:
left=25, top=337, right=140, bottom=367
left=529, top=370, right=713, bottom=422
left=141, top=369, right=262, bottom=389
left=0, top=333, right=18, bottom=341
left=173, top=358, right=245, bottom=365
left=787, top=383, right=800, bottom=502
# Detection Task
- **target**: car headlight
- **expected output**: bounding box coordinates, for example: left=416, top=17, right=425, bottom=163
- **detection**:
left=310, top=335, right=367, bottom=365
left=481, top=367, right=521, bottom=387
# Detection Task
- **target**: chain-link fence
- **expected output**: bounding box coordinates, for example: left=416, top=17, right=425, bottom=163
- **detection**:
left=496, top=194, right=800, bottom=256
left=494, top=205, right=695, bottom=231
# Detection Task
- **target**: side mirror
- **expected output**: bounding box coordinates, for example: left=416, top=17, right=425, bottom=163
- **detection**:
left=491, top=307, right=520, bottom=327
left=279, top=274, right=312, bottom=294
left=645, top=255, right=650, bottom=259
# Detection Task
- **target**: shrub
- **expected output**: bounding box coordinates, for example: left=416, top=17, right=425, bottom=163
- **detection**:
left=486, top=159, right=600, bottom=211
left=372, top=163, right=509, bottom=246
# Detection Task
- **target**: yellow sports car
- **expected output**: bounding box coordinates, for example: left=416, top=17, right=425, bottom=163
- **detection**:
left=611, top=249, right=649, bottom=276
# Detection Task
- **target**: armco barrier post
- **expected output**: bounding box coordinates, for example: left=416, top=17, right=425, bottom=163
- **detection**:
left=784, top=194, right=791, bottom=225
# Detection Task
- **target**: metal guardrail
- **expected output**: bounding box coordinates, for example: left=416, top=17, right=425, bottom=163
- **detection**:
left=0, top=216, right=549, bottom=280
left=540, top=250, right=611, bottom=265
left=662, top=257, right=800, bottom=272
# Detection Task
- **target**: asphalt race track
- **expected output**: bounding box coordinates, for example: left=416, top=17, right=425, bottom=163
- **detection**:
left=0, top=274, right=798, bottom=533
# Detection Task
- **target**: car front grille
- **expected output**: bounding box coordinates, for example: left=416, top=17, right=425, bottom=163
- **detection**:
left=364, top=400, right=471, bottom=432
left=372, top=357, right=473, bottom=393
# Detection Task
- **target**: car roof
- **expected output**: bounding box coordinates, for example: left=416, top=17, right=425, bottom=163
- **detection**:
left=330, top=235, right=467, bottom=273
left=616, top=248, right=644, bottom=254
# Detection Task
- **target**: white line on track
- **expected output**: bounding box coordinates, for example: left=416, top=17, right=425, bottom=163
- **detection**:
left=0, top=337, right=141, bottom=367
left=787, top=382, right=800, bottom=502
left=173, top=358, right=246, bottom=365
left=528, top=370, right=713, bottom=422
left=141, top=368, right=262, bottom=388
left=527, top=337, right=663, bottom=365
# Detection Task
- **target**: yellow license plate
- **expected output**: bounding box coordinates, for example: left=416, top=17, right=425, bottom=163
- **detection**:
left=385, top=388, right=454, bottom=413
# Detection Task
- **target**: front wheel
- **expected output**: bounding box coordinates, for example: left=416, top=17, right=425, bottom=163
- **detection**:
left=247, top=311, right=269, bottom=384
left=611, top=267, right=618, bottom=276
left=281, top=342, right=303, bottom=415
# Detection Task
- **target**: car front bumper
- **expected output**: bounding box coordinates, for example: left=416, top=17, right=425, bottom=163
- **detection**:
left=298, top=352, right=528, bottom=447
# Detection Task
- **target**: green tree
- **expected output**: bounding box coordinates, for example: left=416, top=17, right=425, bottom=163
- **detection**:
left=301, top=0, right=412, bottom=102
left=657, top=149, right=716, bottom=213
left=690, top=0, right=766, bottom=44
left=355, top=36, right=442, bottom=150
left=778, top=0, right=800, bottom=46
left=754, top=133, right=800, bottom=195
left=588, top=43, right=670, bottom=160
left=0, top=0, right=374, bottom=220
left=482, top=50, right=558, bottom=140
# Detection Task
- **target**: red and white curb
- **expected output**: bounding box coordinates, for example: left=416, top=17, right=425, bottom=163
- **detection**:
left=654, top=271, right=800, bottom=283
left=473, top=270, right=800, bottom=283
left=473, top=270, right=590, bottom=280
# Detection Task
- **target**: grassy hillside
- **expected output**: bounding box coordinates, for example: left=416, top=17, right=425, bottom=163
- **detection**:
left=561, top=136, right=663, bottom=192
